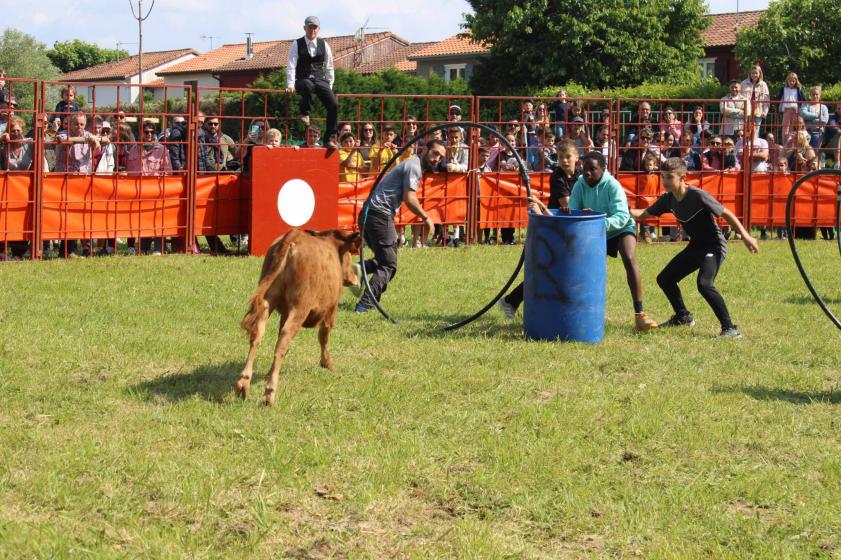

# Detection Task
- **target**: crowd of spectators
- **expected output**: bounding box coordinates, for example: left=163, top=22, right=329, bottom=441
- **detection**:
left=1, top=66, right=839, bottom=257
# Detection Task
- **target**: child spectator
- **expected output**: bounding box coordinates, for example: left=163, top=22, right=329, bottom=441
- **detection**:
left=534, top=128, right=557, bottom=171
left=642, top=151, right=659, bottom=175
left=339, top=131, right=364, bottom=182
left=51, top=85, right=80, bottom=132
left=550, top=89, right=569, bottom=137
left=370, top=125, right=398, bottom=175
left=358, top=122, right=376, bottom=173
left=631, top=157, right=758, bottom=338
left=740, top=64, right=770, bottom=134
left=777, top=72, right=806, bottom=141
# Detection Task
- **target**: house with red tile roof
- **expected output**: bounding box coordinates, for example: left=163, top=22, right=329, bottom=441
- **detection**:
left=59, top=48, right=198, bottom=106
left=408, top=33, right=489, bottom=82
left=701, top=10, right=764, bottom=83
left=211, top=32, right=413, bottom=88
left=157, top=40, right=283, bottom=94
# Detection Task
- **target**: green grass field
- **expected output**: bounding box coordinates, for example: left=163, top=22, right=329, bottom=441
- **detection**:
left=1, top=239, right=840, bottom=558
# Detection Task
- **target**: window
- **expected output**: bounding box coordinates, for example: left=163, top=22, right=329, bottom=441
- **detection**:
left=444, top=63, right=467, bottom=82
left=87, top=86, right=95, bottom=102
left=699, top=57, right=716, bottom=79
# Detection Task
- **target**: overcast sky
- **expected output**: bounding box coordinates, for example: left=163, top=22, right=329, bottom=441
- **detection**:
left=8, top=0, right=771, bottom=55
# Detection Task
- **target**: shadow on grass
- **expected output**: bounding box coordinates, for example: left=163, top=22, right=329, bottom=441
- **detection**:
left=131, top=362, right=240, bottom=403
left=783, top=294, right=841, bottom=305
left=712, top=385, right=841, bottom=405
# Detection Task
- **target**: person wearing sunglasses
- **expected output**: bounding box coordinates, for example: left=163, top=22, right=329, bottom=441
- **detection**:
left=286, top=16, right=339, bottom=150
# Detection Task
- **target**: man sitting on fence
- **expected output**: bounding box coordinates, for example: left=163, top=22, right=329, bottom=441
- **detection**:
left=286, top=16, right=339, bottom=150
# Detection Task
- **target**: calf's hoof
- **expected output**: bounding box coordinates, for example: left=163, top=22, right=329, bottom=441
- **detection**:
left=320, top=358, right=334, bottom=370
left=263, top=388, right=277, bottom=406
left=235, top=378, right=250, bottom=399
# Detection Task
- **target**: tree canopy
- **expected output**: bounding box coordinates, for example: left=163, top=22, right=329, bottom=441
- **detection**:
left=734, top=0, right=841, bottom=86
left=464, top=0, right=709, bottom=94
left=47, top=39, right=129, bottom=74
left=0, top=28, right=59, bottom=81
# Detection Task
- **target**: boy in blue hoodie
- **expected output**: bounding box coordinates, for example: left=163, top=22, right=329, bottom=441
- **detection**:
left=526, top=151, right=657, bottom=332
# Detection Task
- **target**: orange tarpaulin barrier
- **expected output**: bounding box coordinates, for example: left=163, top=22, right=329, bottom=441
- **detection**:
left=617, top=172, right=745, bottom=226
left=338, top=174, right=469, bottom=230
left=478, top=172, right=550, bottom=229
left=0, top=172, right=35, bottom=242
left=749, top=173, right=838, bottom=227
left=41, top=174, right=187, bottom=239
left=194, top=174, right=249, bottom=236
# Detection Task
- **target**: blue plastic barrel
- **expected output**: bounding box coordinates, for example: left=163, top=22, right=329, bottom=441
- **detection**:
left=523, top=209, right=607, bottom=343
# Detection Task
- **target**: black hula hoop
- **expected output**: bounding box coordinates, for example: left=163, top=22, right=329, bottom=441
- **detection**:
left=785, top=168, right=841, bottom=330
left=357, top=121, right=532, bottom=331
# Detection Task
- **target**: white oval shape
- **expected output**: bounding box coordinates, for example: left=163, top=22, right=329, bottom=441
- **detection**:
left=276, top=179, right=316, bottom=226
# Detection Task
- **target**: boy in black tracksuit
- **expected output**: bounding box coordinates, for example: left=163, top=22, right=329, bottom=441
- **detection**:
left=631, top=157, right=759, bottom=338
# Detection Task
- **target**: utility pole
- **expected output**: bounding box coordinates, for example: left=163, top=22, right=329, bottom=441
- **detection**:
left=129, top=0, right=156, bottom=90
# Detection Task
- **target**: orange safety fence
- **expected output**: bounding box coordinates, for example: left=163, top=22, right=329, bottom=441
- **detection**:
left=0, top=172, right=34, bottom=242
left=194, top=174, right=249, bottom=236
left=40, top=174, right=188, bottom=240
left=338, top=174, right=470, bottom=229
left=1, top=79, right=839, bottom=259
left=478, top=172, right=551, bottom=229
left=750, top=173, right=838, bottom=227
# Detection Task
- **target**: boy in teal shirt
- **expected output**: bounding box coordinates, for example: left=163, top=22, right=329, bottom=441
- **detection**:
left=529, top=151, right=657, bottom=332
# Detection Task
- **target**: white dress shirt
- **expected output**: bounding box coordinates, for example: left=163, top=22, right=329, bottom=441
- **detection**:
left=287, top=37, right=334, bottom=89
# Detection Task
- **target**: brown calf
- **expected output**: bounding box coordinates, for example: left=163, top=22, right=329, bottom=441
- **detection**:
left=236, top=228, right=362, bottom=405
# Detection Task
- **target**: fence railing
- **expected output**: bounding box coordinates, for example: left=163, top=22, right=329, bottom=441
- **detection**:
left=1, top=79, right=839, bottom=260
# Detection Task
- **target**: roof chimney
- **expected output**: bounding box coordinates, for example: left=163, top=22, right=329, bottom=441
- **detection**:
left=245, top=33, right=254, bottom=60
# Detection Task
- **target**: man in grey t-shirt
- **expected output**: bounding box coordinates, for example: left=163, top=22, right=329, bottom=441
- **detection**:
left=355, top=140, right=446, bottom=312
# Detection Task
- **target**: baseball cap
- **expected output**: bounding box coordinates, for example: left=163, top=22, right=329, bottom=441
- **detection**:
left=100, top=121, right=112, bottom=130
left=449, top=104, right=462, bottom=114
left=304, top=16, right=320, bottom=27
left=571, top=116, right=585, bottom=123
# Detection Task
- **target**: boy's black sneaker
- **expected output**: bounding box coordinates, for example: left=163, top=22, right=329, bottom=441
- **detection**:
left=719, top=325, right=742, bottom=339
left=660, top=313, right=695, bottom=328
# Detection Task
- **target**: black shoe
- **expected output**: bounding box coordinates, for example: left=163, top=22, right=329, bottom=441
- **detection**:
left=451, top=238, right=461, bottom=248
left=719, top=325, right=742, bottom=339
left=660, top=313, right=695, bottom=328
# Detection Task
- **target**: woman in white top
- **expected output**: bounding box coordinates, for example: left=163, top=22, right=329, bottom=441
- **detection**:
left=95, top=121, right=116, bottom=173
left=740, top=65, right=770, bottom=136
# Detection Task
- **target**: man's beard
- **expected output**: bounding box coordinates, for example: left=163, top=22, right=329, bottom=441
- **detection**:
left=421, top=153, right=435, bottom=172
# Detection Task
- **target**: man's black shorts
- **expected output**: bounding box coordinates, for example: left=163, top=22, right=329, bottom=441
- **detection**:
left=606, top=231, right=635, bottom=258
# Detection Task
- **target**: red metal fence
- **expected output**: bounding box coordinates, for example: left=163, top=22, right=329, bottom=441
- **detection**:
left=1, top=79, right=838, bottom=260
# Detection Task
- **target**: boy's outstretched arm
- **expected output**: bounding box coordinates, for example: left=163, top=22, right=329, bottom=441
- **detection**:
left=630, top=208, right=651, bottom=221
left=721, top=208, right=759, bottom=253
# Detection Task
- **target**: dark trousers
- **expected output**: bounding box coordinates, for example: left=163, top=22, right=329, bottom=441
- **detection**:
left=656, top=245, right=733, bottom=329
left=504, top=282, right=525, bottom=309
left=295, top=77, right=338, bottom=143
left=359, top=209, right=398, bottom=308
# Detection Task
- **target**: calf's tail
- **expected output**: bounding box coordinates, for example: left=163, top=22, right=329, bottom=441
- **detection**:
left=241, top=240, right=294, bottom=338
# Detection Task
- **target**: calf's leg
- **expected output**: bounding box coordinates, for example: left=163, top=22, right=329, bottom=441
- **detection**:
left=236, top=300, right=271, bottom=399
left=264, top=311, right=303, bottom=406
left=318, top=323, right=333, bottom=370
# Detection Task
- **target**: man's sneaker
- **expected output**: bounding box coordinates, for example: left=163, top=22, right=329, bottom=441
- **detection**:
left=660, top=313, right=695, bottom=328
left=354, top=302, right=371, bottom=313
left=350, top=262, right=364, bottom=298
left=634, top=311, right=658, bottom=332
left=497, top=297, right=516, bottom=319
left=719, top=325, right=742, bottom=339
